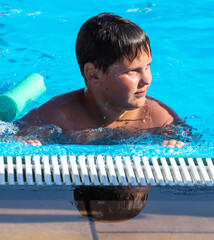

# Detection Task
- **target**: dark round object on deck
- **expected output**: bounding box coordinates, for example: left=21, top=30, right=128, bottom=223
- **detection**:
left=73, top=186, right=150, bottom=222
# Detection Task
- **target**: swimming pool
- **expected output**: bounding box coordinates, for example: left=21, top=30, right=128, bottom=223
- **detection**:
left=0, top=0, right=213, bottom=157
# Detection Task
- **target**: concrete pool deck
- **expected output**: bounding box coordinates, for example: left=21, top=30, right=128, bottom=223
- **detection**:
left=0, top=186, right=214, bottom=240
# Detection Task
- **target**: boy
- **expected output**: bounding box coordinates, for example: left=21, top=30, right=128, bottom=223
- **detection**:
left=20, top=13, right=187, bottom=147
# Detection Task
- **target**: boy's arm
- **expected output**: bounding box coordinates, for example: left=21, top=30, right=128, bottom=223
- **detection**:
left=15, top=98, right=65, bottom=145
left=17, top=108, right=43, bottom=129
left=17, top=94, right=67, bottom=129
left=148, top=97, right=191, bottom=147
left=14, top=108, right=43, bottom=146
left=148, top=97, right=182, bottom=127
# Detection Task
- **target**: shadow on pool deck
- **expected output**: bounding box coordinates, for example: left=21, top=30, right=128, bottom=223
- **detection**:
left=0, top=186, right=214, bottom=240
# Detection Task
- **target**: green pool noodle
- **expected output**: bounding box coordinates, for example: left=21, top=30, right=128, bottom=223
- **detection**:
left=0, top=73, right=46, bottom=122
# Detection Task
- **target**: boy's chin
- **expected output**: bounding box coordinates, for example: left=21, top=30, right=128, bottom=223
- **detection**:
left=125, top=100, right=146, bottom=110
left=132, top=97, right=147, bottom=108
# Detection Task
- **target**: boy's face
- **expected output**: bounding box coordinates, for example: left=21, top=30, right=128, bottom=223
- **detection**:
left=96, top=50, right=152, bottom=111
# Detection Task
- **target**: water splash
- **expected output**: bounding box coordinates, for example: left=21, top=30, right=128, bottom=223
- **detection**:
left=0, top=121, right=19, bottom=136
left=0, top=120, right=212, bottom=157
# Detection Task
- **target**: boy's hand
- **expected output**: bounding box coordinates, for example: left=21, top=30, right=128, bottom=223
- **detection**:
left=161, top=139, right=187, bottom=148
left=22, top=139, right=42, bottom=146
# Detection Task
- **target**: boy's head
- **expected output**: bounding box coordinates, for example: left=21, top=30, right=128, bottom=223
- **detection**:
left=75, top=13, right=151, bottom=85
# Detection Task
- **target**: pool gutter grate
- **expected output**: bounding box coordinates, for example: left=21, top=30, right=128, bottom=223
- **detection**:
left=0, top=156, right=213, bottom=186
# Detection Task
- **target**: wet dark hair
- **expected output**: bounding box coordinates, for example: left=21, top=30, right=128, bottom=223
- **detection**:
left=75, top=13, right=151, bottom=84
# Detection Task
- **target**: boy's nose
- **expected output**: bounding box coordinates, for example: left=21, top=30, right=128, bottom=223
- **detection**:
left=138, top=72, right=152, bottom=87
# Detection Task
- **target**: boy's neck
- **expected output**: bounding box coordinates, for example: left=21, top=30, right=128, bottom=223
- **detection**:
left=84, top=88, right=128, bottom=125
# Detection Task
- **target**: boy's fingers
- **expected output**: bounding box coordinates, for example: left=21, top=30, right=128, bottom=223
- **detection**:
left=167, top=139, right=177, bottom=147
left=22, top=139, right=42, bottom=146
left=161, top=139, right=176, bottom=147
left=161, top=140, right=187, bottom=148
left=33, top=140, right=42, bottom=146
left=28, top=140, right=37, bottom=146
left=175, top=141, right=187, bottom=148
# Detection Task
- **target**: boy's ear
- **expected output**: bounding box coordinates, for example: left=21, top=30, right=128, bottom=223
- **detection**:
left=84, top=62, right=100, bottom=85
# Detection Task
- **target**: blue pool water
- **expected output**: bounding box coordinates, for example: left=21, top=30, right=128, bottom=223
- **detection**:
left=0, top=0, right=213, bottom=157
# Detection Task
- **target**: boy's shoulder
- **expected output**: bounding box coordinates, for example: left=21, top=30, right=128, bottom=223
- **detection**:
left=145, top=96, right=180, bottom=127
left=20, top=89, right=85, bottom=130
left=40, top=89, right=84, bottom=110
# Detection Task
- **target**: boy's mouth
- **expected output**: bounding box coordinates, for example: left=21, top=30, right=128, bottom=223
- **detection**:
left=135, top=91, right=146, bottom=97
left=135, top=87, right=148, bottom=97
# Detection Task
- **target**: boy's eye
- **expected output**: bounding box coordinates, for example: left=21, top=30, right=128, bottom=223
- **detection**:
left=145, top=64, right=151, bottom=70
left=127, top=70, right=137, bottom=76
